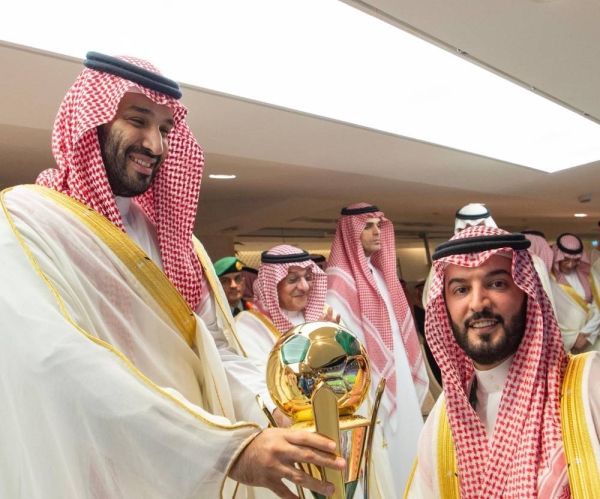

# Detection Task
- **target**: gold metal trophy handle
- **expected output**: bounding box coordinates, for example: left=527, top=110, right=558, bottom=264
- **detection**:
left=313, top=382, right=346, bottom=499
left=363, top=378, right=386, bottom=499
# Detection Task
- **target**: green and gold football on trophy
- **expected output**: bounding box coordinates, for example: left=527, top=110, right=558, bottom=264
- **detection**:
left=266, top=321, right=371, bottom=423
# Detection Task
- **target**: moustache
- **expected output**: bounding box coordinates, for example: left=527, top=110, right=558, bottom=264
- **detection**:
left=126, top=145, right=161, bottom=163
left=464, top=308, right=504, bottom=328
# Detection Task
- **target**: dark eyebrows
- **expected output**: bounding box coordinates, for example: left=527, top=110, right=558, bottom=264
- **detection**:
left=127, top=105, right=175, bottom=127
left=446, top=268, right=512, bottom=288
left=486, top=269, right=512, bottom=279
left=446, top=277, right=466, bottom=287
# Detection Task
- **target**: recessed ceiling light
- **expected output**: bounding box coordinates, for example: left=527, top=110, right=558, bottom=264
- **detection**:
left=209, top=174, right=236, bottom=179
left=574, top=213, right=588, bottom=217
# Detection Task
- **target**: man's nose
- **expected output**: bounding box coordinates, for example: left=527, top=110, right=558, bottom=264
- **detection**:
left=469, top=285, right=491, bottom=311
left=297, top=277, right=310, bottom=291
left=141, top=128, right=165, bottom=156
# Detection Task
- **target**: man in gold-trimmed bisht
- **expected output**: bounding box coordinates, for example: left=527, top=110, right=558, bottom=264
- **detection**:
left=550, top=233, right=600, bottom=354
left=405, top=225, right=600, bottom=498
left=0, top=52, right=345, bottom=499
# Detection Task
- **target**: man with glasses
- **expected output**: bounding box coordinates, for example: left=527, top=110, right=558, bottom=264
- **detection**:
left=234, top=245, right=339, bottom=373
left=214, top=256, right=253, bottom=316
left=550, top=233, right=600, bottom=353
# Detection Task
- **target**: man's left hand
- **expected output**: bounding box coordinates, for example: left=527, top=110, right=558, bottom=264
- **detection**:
left=319, top=307, right=341, bottom=324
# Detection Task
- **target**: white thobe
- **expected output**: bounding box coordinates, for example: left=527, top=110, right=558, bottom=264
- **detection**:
left=326, top=257, right=424, bottom=497
left=551, top=272, right=600, bottom=352
left=473, top=355, right=514, bottom=440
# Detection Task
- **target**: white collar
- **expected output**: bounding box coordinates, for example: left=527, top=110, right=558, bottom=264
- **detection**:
left=115, top=196, right=132, bottom=218
left=281, top=309, right=306, bottom=326
left=473, top=354, right=514, bottom=394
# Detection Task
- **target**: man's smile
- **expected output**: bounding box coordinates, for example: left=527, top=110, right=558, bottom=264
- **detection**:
left=130, top=154, right=157, bottom=175
left=468, top=319, right=499, bottom=329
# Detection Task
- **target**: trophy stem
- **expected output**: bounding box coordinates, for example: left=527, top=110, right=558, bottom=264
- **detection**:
left=313, top=383, right=345, bottom=499
left=362, top=378, right=386, bottom=499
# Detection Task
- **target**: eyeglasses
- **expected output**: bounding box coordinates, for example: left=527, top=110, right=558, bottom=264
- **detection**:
left=282, top=272, right=313, bottom=286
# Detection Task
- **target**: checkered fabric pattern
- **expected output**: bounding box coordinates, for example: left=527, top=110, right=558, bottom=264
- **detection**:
left=327, top=202, right=427, bottom=416
left=37, top=56, right=204, bottom=309
left=428, top=225, right=568, bottom=498
left=524, top=232, right=554, bottom=273
left=552, top=233, right=592, bottom=302
left=253, top=245, right=327, bottom=333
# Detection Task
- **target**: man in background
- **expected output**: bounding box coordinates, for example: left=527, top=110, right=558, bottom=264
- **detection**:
left=550, top=233, right=600, bottom=354
left=215, top=256, right=253, bottom=316
left=454, top=202, right=497, bottom=234
left=326, top=202, right=428, bottom=496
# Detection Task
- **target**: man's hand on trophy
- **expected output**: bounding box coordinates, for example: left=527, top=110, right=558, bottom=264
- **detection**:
left=228, top=427, right=346, bottom=498
left=318, top=307, right=341, bottom=324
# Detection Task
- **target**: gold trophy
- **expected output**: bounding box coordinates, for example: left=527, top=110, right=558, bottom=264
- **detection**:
left=264, top=321, right=386, bottom=499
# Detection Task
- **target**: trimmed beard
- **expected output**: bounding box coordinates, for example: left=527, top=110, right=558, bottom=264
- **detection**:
left=97, top=126, right=161, bottom=197
left=450, top=296, right=528, bottom=366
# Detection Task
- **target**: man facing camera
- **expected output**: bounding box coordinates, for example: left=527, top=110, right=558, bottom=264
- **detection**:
left=215, top=256, right=253, bottom=316
left=405, top=226, right=600, bottom=498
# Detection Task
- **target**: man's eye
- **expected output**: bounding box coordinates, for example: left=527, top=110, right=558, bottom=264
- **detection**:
left=453, top=287, right=467, bottom=295
left=160, top=127, right=171, bottom=137
left=490, top=281, right=506, bottom=289
left=129, top=117, right=144, bottom=126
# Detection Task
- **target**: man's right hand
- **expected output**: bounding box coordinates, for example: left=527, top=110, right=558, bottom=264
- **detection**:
left=228, top=428, right=346, bottom=498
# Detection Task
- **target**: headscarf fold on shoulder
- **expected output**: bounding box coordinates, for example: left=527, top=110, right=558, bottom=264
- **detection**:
left=37, top=54, right=204, bottom=309
left=327, top=202, right=427, bottom=416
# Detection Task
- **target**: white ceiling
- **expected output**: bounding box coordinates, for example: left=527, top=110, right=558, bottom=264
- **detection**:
left=1, top=0, right=600, bottom=257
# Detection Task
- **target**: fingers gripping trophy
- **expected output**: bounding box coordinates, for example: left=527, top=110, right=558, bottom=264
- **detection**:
left=264, top=321, right=386, bottom=499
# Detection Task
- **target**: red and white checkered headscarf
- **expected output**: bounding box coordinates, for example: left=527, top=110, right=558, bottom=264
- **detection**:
left=428, top=225, right=568, bottom=498
left=253, top=245, right=327, bottom=333
left=327, top=203, right=427, bottom=416
left=524, top=232, right=554, bottom=274
left=37, top=56, right=204, bottom=309
left=552, top=233, right=592, bottom=302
